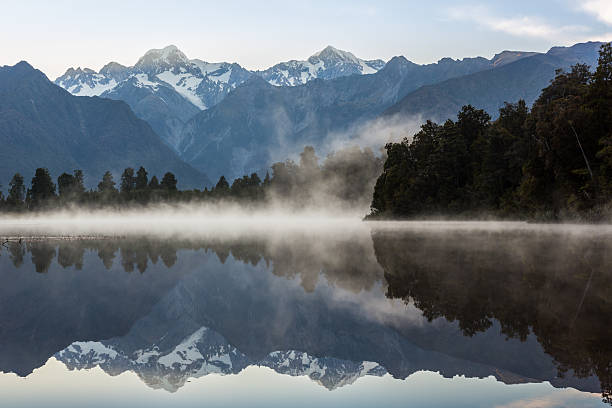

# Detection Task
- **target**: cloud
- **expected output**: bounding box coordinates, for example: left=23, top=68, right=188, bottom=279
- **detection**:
left=448, top=6, right=588, bottom=41
left=585, top=32, right=612, bottom=42
left=581, top=0, right=612, bottom=25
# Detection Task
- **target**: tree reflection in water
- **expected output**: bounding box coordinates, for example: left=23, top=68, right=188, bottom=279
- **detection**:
left=373, top=228, right=612, bottom=405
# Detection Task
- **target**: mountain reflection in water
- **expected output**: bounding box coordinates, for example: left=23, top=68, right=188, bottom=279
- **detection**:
left=0, top=221, right=610, bottom=406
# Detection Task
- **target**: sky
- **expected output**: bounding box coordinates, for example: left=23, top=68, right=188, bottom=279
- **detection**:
left=1, top=0, right=611, bottom=79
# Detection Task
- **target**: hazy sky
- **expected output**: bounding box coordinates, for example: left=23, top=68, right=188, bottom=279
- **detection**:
left=1, top=0, right=611, bottom=79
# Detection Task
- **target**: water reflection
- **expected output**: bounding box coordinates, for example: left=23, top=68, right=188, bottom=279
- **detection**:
left=0, top=222, right=610, bottom=406
left=374, top=227, right=612, bottom=404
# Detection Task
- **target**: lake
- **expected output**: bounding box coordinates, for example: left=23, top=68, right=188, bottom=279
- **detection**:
left=0, top=216, right=610, bottom=407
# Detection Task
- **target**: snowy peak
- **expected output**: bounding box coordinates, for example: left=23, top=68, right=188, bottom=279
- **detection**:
left=135, top=45, right=189, bottom=71
left=99, top=62, right=130, bottom=81
left=55, top=66, right=118, bottom=97
left=63, top=67, right=96, bottom=76
left=55, top=45, right=251, bottom=113
left=309, top=45, right=386, bottom=75
left=310, top=45, right=361, bottom=64
left=257, top=45, right=386, bottom=86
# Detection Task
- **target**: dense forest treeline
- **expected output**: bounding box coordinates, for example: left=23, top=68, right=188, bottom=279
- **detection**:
left=370, top=43, right=612, bottom=220
left=0, top=146, right=382, bottom=212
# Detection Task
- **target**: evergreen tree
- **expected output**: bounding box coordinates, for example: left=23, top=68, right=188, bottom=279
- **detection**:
left=6, top=173, right=25, bottom=208
left=120, top=168, right=135, bottom=194
left=160, top=172, right=177, bottom=191
left=73, top=170, right=85, bottom=194
left=213, top=175, right=230, bottom=197
left=135, top=166, right=149, bottom=190
left=98, top=171, right=118, bottom=193
left=28, top=168, right=56, bottom=208
left=57, top=170, right=85, bottom=201
left=148, top=175, right=160, bottom=189
left=592, top=42, right=612, bottom=199
left=57, top=173, right=76, bottom=197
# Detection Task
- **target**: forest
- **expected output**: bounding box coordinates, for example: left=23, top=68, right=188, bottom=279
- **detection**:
left=369, top=43, right=612, bottom=220
left=0, top=145, right=382, bottom=212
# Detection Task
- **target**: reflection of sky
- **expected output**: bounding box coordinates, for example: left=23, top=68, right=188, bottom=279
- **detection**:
left=0, top=359, right=604, bottom=408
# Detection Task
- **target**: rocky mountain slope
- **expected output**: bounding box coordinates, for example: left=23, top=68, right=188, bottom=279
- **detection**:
left=384, top=42, right=602, bottom=121
left=0, top=61, right=208, bottom=189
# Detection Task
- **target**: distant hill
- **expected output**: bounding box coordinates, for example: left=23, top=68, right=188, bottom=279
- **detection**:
left=0, top=62, right=209, bottom=190
left=384, top=42, right=603, bottom=121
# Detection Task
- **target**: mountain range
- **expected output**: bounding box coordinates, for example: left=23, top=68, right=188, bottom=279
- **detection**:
left=54, top=45, right=387, bottom=151
left=384, top=41, right=602, bottom=121
left=54, top=45, right=546, bottom=170
left=0, top=41, right=605, bottom=187
left=0, top=62, right=207, bottom=189
left=174, top=42, right=602, bottom=181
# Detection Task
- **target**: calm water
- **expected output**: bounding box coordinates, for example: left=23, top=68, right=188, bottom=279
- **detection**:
left=0, top=219, right=610, bottom=407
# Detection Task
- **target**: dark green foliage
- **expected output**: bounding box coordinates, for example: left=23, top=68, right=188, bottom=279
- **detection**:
left=27, top=168, right=56, bottom=208
left=98, top=171, right=118, bottom=194
left=120, top=168, right=135, bottom=194
left=160, top=172, right=177, bottom=191
left=148, top=176, right=160, bottom=190
left=370, top=43, right=612, bottom=220
left=57, top=173, right=75, bottom=196
left=57, top=170, right=85, bottom=202
left=6, top=173, right=25, bottom=208
left=230, top=173, right=263, bottom=200
left=211, top=176, right=230, bottom=198
left=135, top=167, right=149, bottom=190
left=2, top=145, right=381, bottom=211
left=591, top=43, right=612, bottom=198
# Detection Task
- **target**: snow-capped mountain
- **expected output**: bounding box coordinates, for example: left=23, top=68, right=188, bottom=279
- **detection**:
left=54, top=45, right=386, bottom=151
left=55, top=45, right=251, bottom=111
left=55, top=45, right=385, bottom=108
left=54, top=45, right=252, bottom=150
left=257, top=45, right=386, bottom=86
left=55, top=326, right=386, bottom=392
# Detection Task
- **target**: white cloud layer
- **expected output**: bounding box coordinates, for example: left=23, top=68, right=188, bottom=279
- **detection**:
left=581, top=0, right=612, bottom=25
left=448, top=6, right=588, bottom=41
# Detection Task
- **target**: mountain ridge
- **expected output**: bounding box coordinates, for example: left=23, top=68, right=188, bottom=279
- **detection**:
left=384, top=41, right=603, bottom=121
left=0, top=61, right=209, bottom=189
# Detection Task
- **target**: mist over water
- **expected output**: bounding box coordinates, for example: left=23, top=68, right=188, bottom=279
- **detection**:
left=1, top=205, right=612, bottom=239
